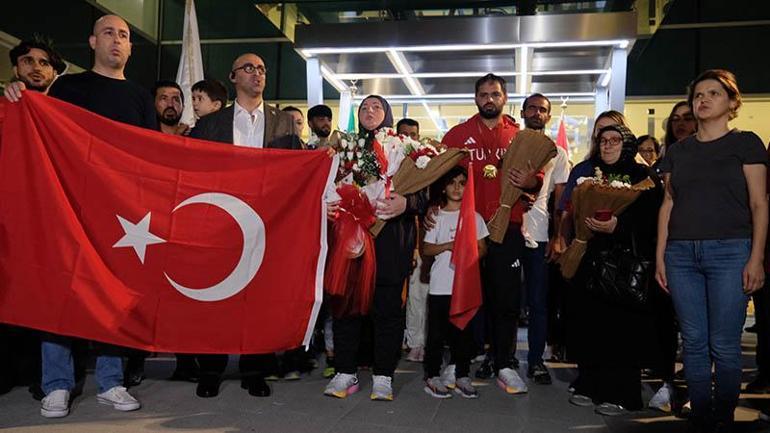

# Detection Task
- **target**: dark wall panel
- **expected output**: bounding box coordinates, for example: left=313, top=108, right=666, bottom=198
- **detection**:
left=162, top=0, right=283, bottom=40
left=0, top=1, right=158, bottom=90
left=627, top=0, right=770, bottom=96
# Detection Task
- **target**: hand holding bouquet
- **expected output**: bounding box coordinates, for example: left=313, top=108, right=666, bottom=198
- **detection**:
left=486, top=129, right=557, bottom=243
left=557, top=167, right=656, bottom=279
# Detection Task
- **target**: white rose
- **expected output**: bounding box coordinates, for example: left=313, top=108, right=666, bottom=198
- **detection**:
left=340, top=139, right=348, bottom=150
left=358, top=138, right=365, bottom=146
left=346, top=151, right=354, bottom=160
left=415, top=155, right=431, bottom=169
left=356, top=151, right=363, bottom=158
left=352, top=163, right=360, bottom=172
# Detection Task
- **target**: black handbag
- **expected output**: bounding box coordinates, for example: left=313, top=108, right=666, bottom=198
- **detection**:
left=585, top=234, right=652, bottom=309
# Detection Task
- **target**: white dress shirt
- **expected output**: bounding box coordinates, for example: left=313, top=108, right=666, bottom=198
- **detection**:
left=523, top=146, right=570, bottom=245
left=232, top=100, right=265, bottom=148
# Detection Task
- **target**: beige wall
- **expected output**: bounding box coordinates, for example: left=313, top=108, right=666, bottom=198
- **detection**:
left=279, top=96, right=770, bottom=158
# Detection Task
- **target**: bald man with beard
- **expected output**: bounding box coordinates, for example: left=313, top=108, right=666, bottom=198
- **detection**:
left=5, top=14, right=153, bottom=418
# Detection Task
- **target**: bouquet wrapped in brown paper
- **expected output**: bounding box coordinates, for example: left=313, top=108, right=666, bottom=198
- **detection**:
left=369, top=145, right=468, bottom=237
left=486, top=129, right=557, bottom=243
left=557, top=171, right=656, bottom=279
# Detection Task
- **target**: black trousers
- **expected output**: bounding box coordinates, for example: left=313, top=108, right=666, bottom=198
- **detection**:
left=755, top=278, right=770, bottom=378
left=424, top=295, right=474, bottom=379
left=333, top=281, right=405, bottom=377
left=196, top=353, right=278, bottom=380
left=575, top=364, right=643, bottom=410
left=0, top=325, right=41, bottom=394
left=482, top=226, right=524, bottom=372
left=648, top=289, right=678, bottom=382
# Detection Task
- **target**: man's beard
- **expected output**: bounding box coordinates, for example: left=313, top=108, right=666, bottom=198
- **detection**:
left=313, top=127, right=331, bottom=138
left=477, top=102, right=502, bottom=119
left=19, top=77, right=50, bottom=93
left=159, top=108, right=182, bottom=126
left=524, top=117, right=545, bottom=131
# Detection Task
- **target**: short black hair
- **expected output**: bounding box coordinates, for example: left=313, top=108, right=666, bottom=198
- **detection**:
left=475, top=73, right=507, bottom=95
left=282, top=106, right=303, bottom=116
left=10, top=37, right=66, bottom=75
left=191, top=78, right=228, bottom=107
left=396, top=118, right=419, bottom=132
left=307, top=104, right=332, bottom=121
left=522, top=93, right=551, bottom=114
left=153, top=80, right=184, bottom=103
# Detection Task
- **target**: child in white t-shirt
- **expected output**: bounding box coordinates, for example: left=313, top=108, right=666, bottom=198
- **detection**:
left=422, top=166, right=488, bottom=399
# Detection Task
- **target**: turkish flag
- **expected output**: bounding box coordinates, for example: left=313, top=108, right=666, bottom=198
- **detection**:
left=449, top=164, right=482, bottom=330
left=556, top=118, right=569, bottom=158
left=0, top=92, right=336, bottom=354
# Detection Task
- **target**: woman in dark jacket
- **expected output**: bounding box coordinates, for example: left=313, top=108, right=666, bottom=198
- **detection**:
left=324, top=95, right=428, bottom=401
left=564, top=124, right=662, bottom=416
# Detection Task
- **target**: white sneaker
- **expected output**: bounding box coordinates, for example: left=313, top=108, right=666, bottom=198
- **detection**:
left=424, top=377, right=452, bottom=399
left=454, top=377, right=479, bottom=399
left=370, top=375, right=393, bottom=401
left=497, top=367, right=528, bottom=395
left=440, top=364, right=456, bottom=389
left=96, top=386, right=141, bottom=411
left=41, top=389, right=70, bottom=418
left=324, top=373, right=359, bottom=399
left=648, top=382, right=673, bottom=412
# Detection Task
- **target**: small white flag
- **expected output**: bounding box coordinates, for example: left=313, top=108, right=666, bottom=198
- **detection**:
left=175, top=0, right=204, bottom=126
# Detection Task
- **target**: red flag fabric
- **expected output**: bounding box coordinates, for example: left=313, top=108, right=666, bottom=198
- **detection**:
left=0, top=92, right=336, bottom=354
left=449, top=164, right=482, bottom=330
left=556, top=117, right=570, bottom=158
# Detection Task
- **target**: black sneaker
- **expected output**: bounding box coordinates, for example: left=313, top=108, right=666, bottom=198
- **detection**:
left=475, top=356, right=495, bottom=379
left=527, top=362, right=552, bottom=385
left=746, top=375, right=770, bottom=394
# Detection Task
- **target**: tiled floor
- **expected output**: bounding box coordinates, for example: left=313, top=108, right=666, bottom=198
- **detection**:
left=1, top=330, right=769, bottom=432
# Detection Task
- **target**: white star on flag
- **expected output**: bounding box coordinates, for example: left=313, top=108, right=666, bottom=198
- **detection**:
left=113, top=212, right=166, bottom=264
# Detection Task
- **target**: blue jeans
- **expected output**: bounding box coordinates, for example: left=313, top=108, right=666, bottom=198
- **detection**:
left=665, top=239, right=751, bottom=423
left=523, top=241, right=549, bottom=366
left=42, top=335, right=123, bottom=394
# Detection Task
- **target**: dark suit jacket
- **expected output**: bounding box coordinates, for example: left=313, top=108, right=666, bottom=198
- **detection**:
left=190, top=103, right=303, bottom=149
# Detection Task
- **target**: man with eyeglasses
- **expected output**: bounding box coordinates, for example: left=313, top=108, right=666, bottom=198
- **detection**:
left=191, top=53, right=301, bottom=150
left=190, top=53, right=302, bottom=400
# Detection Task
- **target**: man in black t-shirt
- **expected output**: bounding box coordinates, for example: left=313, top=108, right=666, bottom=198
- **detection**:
left=5, top=18, right=156, bottom=131
left=4, top=14, right=150, bottom=418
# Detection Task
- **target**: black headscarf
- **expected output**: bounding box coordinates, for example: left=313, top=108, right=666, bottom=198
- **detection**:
left=594, top=124, right=638, bottom=163
left=592, top=124, right=647, bottom=182
left=358, top=95, right=393, bottom=135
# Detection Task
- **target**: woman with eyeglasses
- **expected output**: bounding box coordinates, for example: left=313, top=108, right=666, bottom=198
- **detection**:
left=561, top=124, right=662, bottom=416
left=656, top=70, right=768, bottom=433
left=637, top=135, right=660, bottom=166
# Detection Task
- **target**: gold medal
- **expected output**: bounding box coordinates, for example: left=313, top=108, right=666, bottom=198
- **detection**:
left=483, top=164, right=498, bottom=179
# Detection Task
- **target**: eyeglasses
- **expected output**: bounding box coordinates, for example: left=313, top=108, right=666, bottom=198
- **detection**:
left=232, top=63, right=267, bottom=76
left=599, top=137, right=623, bottom=147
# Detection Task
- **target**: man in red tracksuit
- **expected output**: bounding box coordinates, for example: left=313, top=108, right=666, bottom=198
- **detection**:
left=442, top=73, right=543, bottom=395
